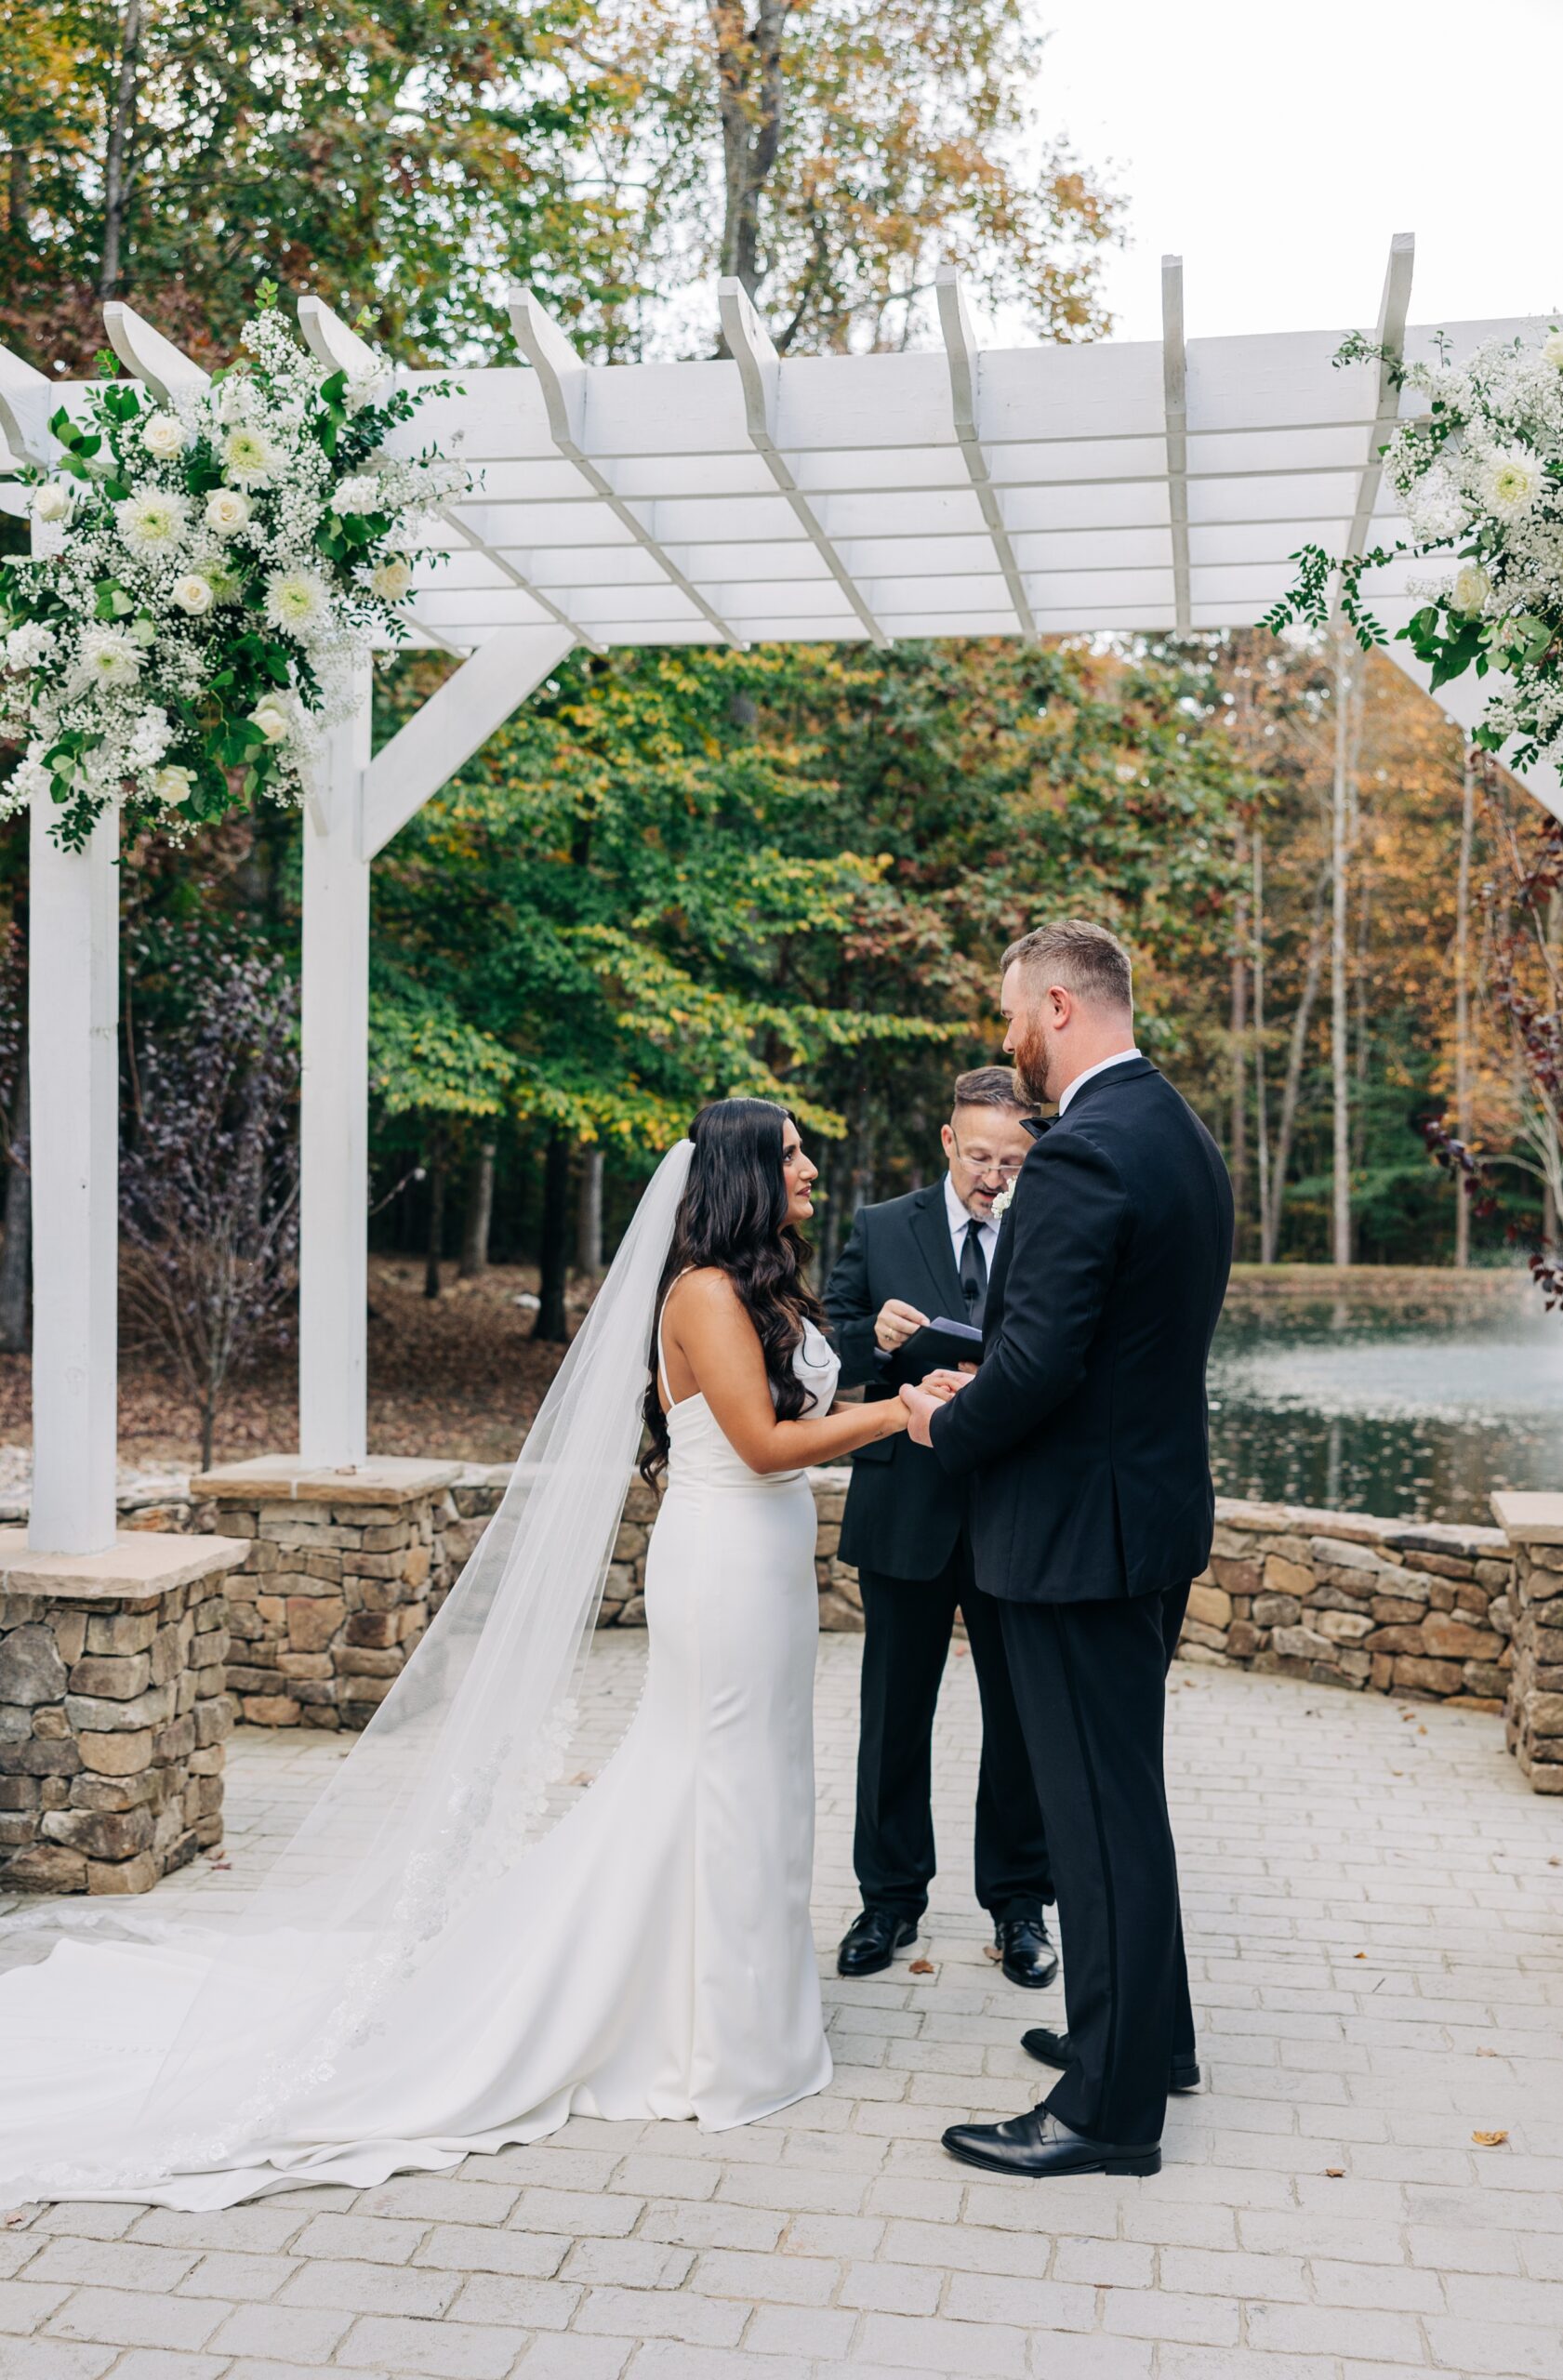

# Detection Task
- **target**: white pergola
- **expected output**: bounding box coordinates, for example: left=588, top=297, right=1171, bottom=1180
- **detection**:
left=3, top=233, right=1556, bottom=1555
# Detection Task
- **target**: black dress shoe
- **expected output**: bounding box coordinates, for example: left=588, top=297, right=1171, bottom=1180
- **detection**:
left=1022, top=2023, right=1201, bottom=2093
left=943, top=2105, right=1160, bottom=2178
left=995, top=1914, right=1059, bottom=1990
left=837, top=1908, right=918, bottom=1977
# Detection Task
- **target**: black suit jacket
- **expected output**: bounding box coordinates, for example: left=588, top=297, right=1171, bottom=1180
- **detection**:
left=930, top=1058, right=1233, bottom=1604
left=824, top=1182, right=974, bottom=1580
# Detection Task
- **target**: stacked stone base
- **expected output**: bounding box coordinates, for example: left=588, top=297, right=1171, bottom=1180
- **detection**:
left=193, top=1460, right=467, bottom=1730
left=0, top=1530, right=245, bottom=1893
left=1491, top=1494, right=1563, bottom=1792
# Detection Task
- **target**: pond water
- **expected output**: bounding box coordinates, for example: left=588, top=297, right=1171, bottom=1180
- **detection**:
left=1209, top=1270, right=1563, bottom=1525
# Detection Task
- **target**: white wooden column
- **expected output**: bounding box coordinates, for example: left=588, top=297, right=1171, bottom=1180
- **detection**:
left=29, top=800, right=120, bottom=1554
left=298, top=688, right=372, bottom=1464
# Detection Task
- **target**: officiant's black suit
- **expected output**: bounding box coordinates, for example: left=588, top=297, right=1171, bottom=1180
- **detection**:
left=931, top=1056, right=1233, bottom=2149
left=825, top=1183, right=1051, bottom=1926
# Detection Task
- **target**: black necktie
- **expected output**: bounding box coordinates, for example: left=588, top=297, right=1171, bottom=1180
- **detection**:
left=960, top=1218, right=988, bottom=1329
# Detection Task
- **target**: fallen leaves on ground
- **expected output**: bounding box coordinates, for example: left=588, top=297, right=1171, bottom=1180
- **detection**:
left=1472, top=2129, right=1510, bottom=2148
left=1324, top=2167, right=1344, bottom=2178
left=909, top=1959, right=934, bottom=1975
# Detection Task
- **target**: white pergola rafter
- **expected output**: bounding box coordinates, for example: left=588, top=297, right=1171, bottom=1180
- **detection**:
left=935, top=266, right=1036, bottom=641
left=7, top=239, right=1562, bottom=1554
left=1159, top=255, right=1191, bottom=636
left=719, top=278, right=889, bottom=650
left=507, top=289, right=746, bottom=649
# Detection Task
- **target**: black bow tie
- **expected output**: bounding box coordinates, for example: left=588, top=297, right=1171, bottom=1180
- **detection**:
left=1021, top=1116, right=1054, bottom=1140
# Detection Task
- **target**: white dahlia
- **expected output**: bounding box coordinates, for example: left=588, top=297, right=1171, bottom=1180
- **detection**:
left=1484, top=448, right=1544, bottom=518
left=263, top=570, right=331, bottom=638
left=222, top=425, right=280, bottom=488
left=76, top=627, right=144, bottom=691
left=116, top=488, right=190, bottom=555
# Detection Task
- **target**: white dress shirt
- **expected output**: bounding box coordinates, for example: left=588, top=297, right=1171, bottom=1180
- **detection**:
left=1056, top=1046, right=1142, bottom=1117
left=944, top=1170, right=999, bottom=1284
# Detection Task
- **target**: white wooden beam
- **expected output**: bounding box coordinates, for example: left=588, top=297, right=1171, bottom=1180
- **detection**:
left=1160, top=256, right=1191, bottom=635
left=29, top=800, right=120, bottom=1554
left=934, top=268, right=1037, bottom=641
left=298, top=676, right=372, bottom=1464
left=507, top=287, right=745, bottom=648
left=1344, top=232, right=1416, bottom=564
left=361, top=623, right=576, bottom=860
left=718, top=279, right=887, bottom=649
left=0, top=340, right=60, bottom=471
left=102, top=300, right=209, bottom=402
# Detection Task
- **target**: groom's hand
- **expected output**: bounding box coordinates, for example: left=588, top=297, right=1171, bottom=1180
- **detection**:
left=899, top=1383, right=941, bottom=1447
left=920, top=1367, right=976, bottom=1396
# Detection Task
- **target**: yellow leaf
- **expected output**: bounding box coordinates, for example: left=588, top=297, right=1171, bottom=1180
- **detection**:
left=1472, top=2130, right=1509, bottom=2148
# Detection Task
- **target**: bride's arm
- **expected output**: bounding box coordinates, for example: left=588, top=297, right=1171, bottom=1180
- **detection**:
left=664, top=1270, right=909, bottom=1475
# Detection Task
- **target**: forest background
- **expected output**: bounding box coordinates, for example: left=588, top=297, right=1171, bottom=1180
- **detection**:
left=0, top=0, right=1543, bottom=1455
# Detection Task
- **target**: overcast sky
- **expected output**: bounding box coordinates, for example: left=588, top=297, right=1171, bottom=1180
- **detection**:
left=1032, top=0, right=1563, bottom=346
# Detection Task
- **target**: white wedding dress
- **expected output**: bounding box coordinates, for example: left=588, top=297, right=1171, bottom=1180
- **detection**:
left=0, top=1167, right=836, bottom=2209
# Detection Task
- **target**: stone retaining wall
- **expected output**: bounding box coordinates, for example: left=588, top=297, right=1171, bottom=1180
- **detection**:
left=1491, top=1495, right=1563, bottom=1793
left=0, top=1531, right=247, bottom=1893
left=1184, top=1500, right=1515, bottom=1708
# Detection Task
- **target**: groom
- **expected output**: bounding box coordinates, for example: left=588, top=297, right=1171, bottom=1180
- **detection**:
left=902, top=919, right=1233, bottom=2179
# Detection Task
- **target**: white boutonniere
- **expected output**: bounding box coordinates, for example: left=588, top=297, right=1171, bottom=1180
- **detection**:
left=990, top=1180, right=1017, bottom=1222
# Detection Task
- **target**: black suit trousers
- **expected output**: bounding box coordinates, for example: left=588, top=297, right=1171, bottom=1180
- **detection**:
left=854, top=1535, right=1053, bottom=1924
left=998, top=1580, right=1195, bottom=2148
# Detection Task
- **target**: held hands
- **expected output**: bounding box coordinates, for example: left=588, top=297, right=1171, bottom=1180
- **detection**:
left=874, top=1297, right=929, bottom=1354
left=898, top=1365, right=974, bottom=1448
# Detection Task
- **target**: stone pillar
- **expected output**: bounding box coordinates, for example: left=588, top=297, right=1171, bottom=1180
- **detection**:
left=0, top=1529, right=247, bottom=1893
left=191, top=1458, right=467, bottom=1729
left=1492, top=1491, right=1563, bottom=1794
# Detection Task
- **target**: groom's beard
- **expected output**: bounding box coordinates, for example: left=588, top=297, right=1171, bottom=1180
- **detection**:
left=1010, top=1022, right=1052, bottom=1108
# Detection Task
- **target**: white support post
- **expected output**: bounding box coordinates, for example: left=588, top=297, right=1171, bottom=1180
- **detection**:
left=29, top=802, right=120, bottom=1554
left=298, top=682, right=373, bottom=1464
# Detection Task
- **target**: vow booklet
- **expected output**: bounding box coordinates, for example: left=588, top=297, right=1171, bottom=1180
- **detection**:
left=901, top=1316, right=984, bottom=1373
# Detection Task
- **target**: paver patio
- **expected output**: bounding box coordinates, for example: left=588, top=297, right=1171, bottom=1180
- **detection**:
left=2, top=1633, right=1561, bottom=2380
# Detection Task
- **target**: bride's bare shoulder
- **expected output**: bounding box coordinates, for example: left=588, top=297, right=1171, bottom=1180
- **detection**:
left=665, top=1267, right=748, bottom=1336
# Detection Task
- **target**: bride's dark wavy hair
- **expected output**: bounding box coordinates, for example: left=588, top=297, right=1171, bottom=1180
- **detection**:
left=640, top=1097, right=825, bottom=1485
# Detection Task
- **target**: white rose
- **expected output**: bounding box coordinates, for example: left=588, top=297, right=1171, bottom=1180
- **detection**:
left=369, top=556, right=414, bottom=602
left=1543, top=329, right=1563, bottom=370
left=150, top=764, right=196, bottom=806
left=249, top=698, right=291, bottom=746
left=171, top=575, right=215, bottom=616
left=31, top=480, right=73, bottom=524
left=1450, top=562, right=1491, bottom=617
left=205, top=487, right=251, bottom=536
left=142, top=413, right=187, bottom=460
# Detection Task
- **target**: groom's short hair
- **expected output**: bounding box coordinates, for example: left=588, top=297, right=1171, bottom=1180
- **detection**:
left=1003, top=919, right=1133, bottom=1015
left=951, top=1065, right=1037, bottom=1118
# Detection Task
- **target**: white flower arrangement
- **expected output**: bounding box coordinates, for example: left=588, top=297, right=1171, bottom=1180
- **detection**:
left=0, top=285, right=468, bottom=850
left=990, top=1179, right=1017, bottom=1222
left=1266, top=325, right=1563, bottom=772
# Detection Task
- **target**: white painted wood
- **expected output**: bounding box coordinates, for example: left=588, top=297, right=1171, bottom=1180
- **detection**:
left=507, top=287, right=745, bottom=646
left=935, top=268, right=1036, bottom=641
left=1344, top=234, right=1417, bottom=566
left=1160, top=257, right=1191, bottom=634
left=102, top=301, right=209, bottom=402
left=0, top=340, right=60, bottom=470
left=298, top=677, right=373, bottom=1464
left=718, top=278, right=887, bottom=647
left=361, top=624, right=576, bottom=859
left=28, top=800, right=119, bottom=1554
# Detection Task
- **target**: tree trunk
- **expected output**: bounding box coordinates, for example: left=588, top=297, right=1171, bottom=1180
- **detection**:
left=1228, top=827, right=1249, bottom=1256
left=533, top=1130, right=572, bottom=1342
left=1454, top=747, right=1475, bottom=1268
left=1252, top=826, right=1270, bottom=1263
left=99, top=0, right=144, bottom=300
left=709, top=0, right=788, bottom=311
left=1330, top=629, right=1355, bottom=1267
left=1263, top=885, right=1328, bottom=1265
left=576, top=1144, right=603, bottom=1277
left=459, top=1138, right=496, bottom=1278
left=424, top=1130, right=445, bottom=1300
left=0, top=1061, right=30, bottom=1355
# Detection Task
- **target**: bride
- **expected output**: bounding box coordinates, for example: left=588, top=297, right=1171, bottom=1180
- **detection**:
left=0, top=1098, right=908, bottom=2208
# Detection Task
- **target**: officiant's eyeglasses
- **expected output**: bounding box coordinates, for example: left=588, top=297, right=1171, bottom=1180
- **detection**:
left=948, top=1130, right=1025, bottom=1181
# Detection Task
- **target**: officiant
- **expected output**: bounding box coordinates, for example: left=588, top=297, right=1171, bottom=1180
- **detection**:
left=824, top=1067, right=1055, bottom=1986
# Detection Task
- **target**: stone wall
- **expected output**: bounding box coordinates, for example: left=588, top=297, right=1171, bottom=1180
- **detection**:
left=0, top=1531, right=246, bottom=1894
left=1491, top=1494, right=1563, bottom=1793
left=1185, top=1500, right=1514, bottom=1706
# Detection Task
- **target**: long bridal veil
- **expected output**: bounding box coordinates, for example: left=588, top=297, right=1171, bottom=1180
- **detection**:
left=0, top=1137, right=695, bottom=2201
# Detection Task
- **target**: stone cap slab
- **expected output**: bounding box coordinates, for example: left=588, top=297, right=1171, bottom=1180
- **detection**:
left=191, top=1455, right=464, bottom=1507
left=0, top=1527, right=250, bottom=1607
left=1491, top=1490, right=1563, bottom=1544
